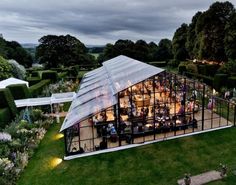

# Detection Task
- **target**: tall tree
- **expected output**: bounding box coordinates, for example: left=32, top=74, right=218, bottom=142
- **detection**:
left=0, top=38, right=32, bottom=67
left=195, top=1, right=235, bottom=61
left=186, top=11, right=202, bottom=59
left=224, top=12, right=236, bottom=60
left=172, top=23, right=189, bottom=60
left=155, top=39, right=173, bottom=61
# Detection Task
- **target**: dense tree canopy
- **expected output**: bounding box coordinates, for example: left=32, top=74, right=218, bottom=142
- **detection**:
left=224, top=12, right=236, bottom=60
left=0, top=56, right=13, bottom=80
left=0, top=37, right=32, bottom=67
left=98, top=39, right=174, bottom=63
left=172, top=23, right=189, bottom=60
left=36, top=35, right=95, bottom=68
left=173, top=1, right=235, bottom=62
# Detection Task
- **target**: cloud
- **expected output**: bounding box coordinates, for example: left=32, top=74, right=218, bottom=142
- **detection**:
left=0, top=0, right=235, bottom=44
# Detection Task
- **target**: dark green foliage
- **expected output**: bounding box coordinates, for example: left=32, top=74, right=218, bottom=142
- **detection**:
left=186, top=63, right=198, bottom=74
left=213, top=74, right=228, bottom=91
left=0, top=56, right=13, bottom=80
left=36, top=34, right=95, bottom=68
left=6, top=84, right=31, bottom=100
left=0, top=88, right=18, bottom=117
left=186, top=12, right=202, bottom=59
left=0, top=107, right=11, bottom=128
left=185, top=72, right=213, bottom=86
left=148, top=61, right=167, bottom=67
left=29, top=80, right=51, bottom=97
left=227, top=76, right=236, bottom=88
left=178, top=63, right=187, bottom=75
left=41, top=71, right=58, bottom=82
left=197, top=65, right=207, bottom=76
left=58, top=72, right=68, bottom=79
left=172, top=23, right=189, bottom=60
left=98, top=39, right=171, bottom=63
left=0, top=37, right=32, bottom=67
left=26, top=77, right=41, bottom=86
left=205, top=64, right=220, bottom=76
left=154, top=39, right=173, bottom=61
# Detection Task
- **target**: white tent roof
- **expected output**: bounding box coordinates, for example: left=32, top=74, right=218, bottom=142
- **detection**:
left=14, top=92, right=76, bottom=107
left=60, top=55, right=164, bottom=132
left=0, top=77, right=29, bottom=89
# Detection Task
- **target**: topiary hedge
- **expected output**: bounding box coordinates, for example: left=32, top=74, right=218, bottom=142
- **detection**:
left=6, top=84, right=31, bottom=100
left=213, top=74, right=228, bottom=91
left=228, top=76, right=236, bottom=88
left=27, top=77, right=41, bottom=86
left=0, top=107, right=11, bottom=128
left=29, top=79, right=51, bottom=97
left=41, top=70, right=58, bottom=82
left=0, top=88, right=18, bottom=117
left=185, top=72, right=213, bottom=87
left=197, top=65, right=207, bottom=76
left=178, top=63, right=187, bottom=75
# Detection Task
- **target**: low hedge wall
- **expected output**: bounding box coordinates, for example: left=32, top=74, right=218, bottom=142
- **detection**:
left=29, top=79, right=51, bottom=97
left=41, top=71, right=58, bottom=82
left=185, top=72, right=213, bottom=87
left=227, top=76, right=236, bottom=88
left=213, top=74, right=228, bottom=91
left=6, top=84, right=31, bottom=100
left=27, top=77, right=41, bottom=86
left=0, top=107, right=11, bottom=129
left=0, top=88, right=18, bottom=117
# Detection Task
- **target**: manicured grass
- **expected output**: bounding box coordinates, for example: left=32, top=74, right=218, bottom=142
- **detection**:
left=17, top=123, right=236, bottom=185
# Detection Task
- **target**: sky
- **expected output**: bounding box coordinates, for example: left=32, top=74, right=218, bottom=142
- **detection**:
left=0, top=0, right=236, bottom=45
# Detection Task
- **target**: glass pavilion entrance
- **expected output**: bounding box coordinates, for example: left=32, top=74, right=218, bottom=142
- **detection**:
left=60, top=56, right=234, bottom=157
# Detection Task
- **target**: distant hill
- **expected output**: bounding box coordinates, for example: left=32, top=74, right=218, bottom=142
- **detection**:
left=21, top=43, right=38, bottom=48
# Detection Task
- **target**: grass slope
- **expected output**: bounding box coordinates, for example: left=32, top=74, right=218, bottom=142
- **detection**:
left=17, top=123, right=236, bottom=185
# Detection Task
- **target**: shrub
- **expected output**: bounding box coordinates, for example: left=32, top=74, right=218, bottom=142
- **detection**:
left=41, top=70, right=58, bottom=82
left=0, top=108, right=11, bottom=129
left=185, top=72, right=213, bottom=87
left=197, top=65, right=207, bottom=76
left=8, top=60, right=26, bottom=80
left=26, top=77, right=41, bottom=86
left=228, top=76, right=236, bottom=88
left=0, top=56, right=13, bottom=80
left=0, top=88, right=18, bottom=117
left=213, top=74, right=228, bottom=91
left=6, top=84, right=31, bottom=100
left=168, top=59, right=180, bottom=68
left=178, top=62, right=187, bottom=75
left=205, top=64, right=220, bottom=77
left=29, top=79, right=51, bottom=97
left=58, top=72, right=68, bottom=79
left=186, top=63, right=198, bottom=74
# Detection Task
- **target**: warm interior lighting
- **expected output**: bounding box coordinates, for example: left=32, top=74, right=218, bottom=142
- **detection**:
left=54, top=133, right=64, bottom=140
left=50, top=158, right=62, bottom=168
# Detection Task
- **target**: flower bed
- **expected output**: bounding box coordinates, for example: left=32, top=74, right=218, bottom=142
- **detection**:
left=0, top=108, right=54, bottom=185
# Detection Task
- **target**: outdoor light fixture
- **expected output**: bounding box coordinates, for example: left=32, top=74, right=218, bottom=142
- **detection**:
left=50, top=158, right=63, bottom=168
left=54, top=133, right=64, bottom=140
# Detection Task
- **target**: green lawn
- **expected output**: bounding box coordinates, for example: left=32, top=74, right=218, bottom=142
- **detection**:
left=17, top=122, right=236, bottom=185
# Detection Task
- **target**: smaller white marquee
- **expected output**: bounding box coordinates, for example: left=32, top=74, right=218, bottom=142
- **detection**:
left=0, top=77, right=29, bottom=89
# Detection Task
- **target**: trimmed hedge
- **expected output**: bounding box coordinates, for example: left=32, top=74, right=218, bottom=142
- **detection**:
left=228, top=76, right=236, bottom=88
left=29, top=79, right=51, bottom=97
left=0, top=107, right=11, bottom=128
left=197, top=65, right=207, bottom=76
left=178, top=64, right=187, bottom=75
left=185, top=72, right=213, bottom=87
left=0, top=88, right=18, bottom=117
left=58, top=72, right=68, bottom=79
left=213, top=74, right=228, bottom=91
left=148, top=61, right=167, bottom=67
left=41, top=71, right=58, bottom=82
left=6, top=84, right=31, bottom=100
left=27, top=77, right=41, bottom=86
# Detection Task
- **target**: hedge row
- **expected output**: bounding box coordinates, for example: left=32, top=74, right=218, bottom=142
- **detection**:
left=0, top=88, right=18, bottom=128
left=27, top=70, right=58, bottom=86
left=185, top=72, right=214, bottom=87
left=6, top=84, right=31, bottom=100
left=0, top=107, right=11, bottom=128
left=29, top=79, right=51, bottom=97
